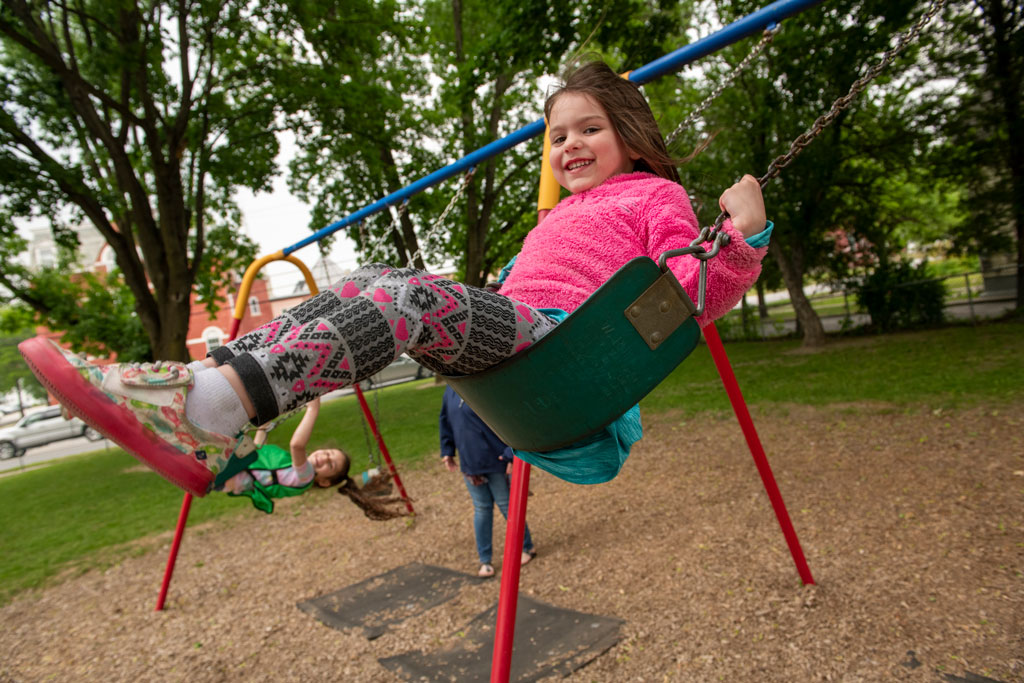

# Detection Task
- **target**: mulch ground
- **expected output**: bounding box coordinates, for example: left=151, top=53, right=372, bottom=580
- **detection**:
left=0, top=401, right=1021, bottom=682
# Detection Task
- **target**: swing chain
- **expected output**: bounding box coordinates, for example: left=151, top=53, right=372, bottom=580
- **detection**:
left=358, top=170, right=475, bottom=269
left=358, top=382, right=383, bottom=469
left=686, top=0, right=945, bottom=259
left=404, top=168, right=476, bottom=268
left=757, top=0, right=946, bottom=187
left=665, top=24, right=780, bottom=147
left=364, top=200, right=411, bottom=265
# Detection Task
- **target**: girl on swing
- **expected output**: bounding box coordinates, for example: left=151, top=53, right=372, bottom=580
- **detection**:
left=20, top=59, right=771, bottom=496
left=221, top=397, right=407, bottom=518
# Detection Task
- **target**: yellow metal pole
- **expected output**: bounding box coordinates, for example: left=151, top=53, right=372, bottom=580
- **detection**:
left=536, top=129, right=561, bottom=222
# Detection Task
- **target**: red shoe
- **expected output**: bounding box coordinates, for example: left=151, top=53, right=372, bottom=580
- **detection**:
left=18, top=337, right=256, bottom=496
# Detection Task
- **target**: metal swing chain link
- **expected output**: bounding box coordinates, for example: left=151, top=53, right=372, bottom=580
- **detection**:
left=703, top=0, right=946, bottom=247
left=350, top=169, right=476, bottom=470
left=756, top=0, right=946, bottom=188
left=404, top=167, right=476, bottom=268
left=362, top=200, right=410, bottom=265
left=660, top=0, right=945, bottom=315
left=665, top=25, right=781, bottom=147
left=358, top=409, right=380, bottom=468
left=358, top=169, right=475, bottom=269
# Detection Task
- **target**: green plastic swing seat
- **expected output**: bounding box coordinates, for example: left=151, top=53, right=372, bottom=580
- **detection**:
left=444, top=256, right=701, bottom=452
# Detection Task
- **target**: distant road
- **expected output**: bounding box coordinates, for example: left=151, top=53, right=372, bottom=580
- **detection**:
left=0, top=433, right=115, bottom=474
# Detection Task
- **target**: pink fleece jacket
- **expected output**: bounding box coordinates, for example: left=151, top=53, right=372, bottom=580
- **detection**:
left=499, top=172, right=767, bottom=326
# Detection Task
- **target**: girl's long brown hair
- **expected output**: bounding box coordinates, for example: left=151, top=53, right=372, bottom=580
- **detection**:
left=544, top=60, right=681, bottom=184
left=317, top=450, right=412, bottom=521
left=337, top=471, right=413, bottom=521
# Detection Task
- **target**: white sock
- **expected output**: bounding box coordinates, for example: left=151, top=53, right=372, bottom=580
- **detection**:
left=184, top=368, right=251, bottom=437
left=187, top=360, right=209, bottom=374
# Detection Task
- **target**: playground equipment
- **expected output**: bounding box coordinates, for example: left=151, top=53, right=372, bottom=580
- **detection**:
left=161, top=0, right=944, bottom=675
left=154, top=253, right=415, bottom=612
left=488, top=1, right=946, bottom=679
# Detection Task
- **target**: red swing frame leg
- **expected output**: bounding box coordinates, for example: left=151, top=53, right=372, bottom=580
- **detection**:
left=703, top=322, right=815, bottom=586
left=491, top=457, right=531, bottom=683
left=352, top=383, right=415, bottom=515
left=154, top=366, right=414, bottom=612
left=154, top=492, right=193, bottom=611
left=488, top=323, right=815, bottom=679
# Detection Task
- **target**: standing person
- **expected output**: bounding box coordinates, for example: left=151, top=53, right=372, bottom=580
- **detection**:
left=440, top=385, right=536, bottom=578
left=20, top=59, right=772, bottom=497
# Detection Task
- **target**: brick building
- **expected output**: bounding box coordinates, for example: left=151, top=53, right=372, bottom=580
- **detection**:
left=23, top=223, right=344, bottom=361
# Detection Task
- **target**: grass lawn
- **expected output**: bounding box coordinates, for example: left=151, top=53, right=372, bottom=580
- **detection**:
left=1, top=319, right=1021, bottom=606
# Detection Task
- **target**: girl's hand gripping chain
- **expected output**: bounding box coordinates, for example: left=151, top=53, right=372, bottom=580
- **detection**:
left=718, top=174, right=766, bottom=238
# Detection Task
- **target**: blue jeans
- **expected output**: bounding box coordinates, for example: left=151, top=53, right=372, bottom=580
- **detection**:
left=464, top=472, right=534, bottom=565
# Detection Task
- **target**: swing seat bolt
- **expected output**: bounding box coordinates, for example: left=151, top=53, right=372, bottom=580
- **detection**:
left=629, top=306, right=641, bottom=318
left=650, top=332, right=664, bottom=344
left=659, top=301, right=671, bottom=313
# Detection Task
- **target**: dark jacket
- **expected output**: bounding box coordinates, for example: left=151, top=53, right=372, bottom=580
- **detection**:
left=439, top=386, right=512, bottom=476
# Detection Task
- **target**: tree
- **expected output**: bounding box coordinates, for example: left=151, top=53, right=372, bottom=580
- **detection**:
left=0, top=0, right=299, bottom=360
left=0, top=306, right=45, bottom=404
left=924, top=0, right=1023, bottom=310
left=662, top=0, right=930, bottom=345
left=289, top=0, right=691, bottom=286
left=281, top=0, right=442, bottom=272
left=428, top=0, right=693, bottom=284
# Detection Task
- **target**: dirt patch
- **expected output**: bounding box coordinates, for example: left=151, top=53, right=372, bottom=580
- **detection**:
left=1, top=403, right=1021, bottom=682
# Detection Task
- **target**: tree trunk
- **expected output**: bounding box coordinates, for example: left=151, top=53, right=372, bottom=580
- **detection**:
left=771, top=244, right=826, bottom=347
left=755, top=279, right=770, bottom=319
left=153, top=294, right=193, bottom=361
left=983, top=0, right=1024, bottom=309
left=378, top=144, right=423, bottom=268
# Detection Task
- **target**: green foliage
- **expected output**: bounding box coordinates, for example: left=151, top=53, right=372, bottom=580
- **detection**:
left=919, top=0, right=1024, bottom=268
left=653, top=0, right=943, bottom=342
left=0, top=316, right=46, bottom=400
left=0, top=0, right=297, bottom=358
left=25, top=267, right=150, bottom=361
left=925, top=255, right=980, bottom=279
left=287, top=0, right=690, bottom=283
left=191, top=225, right=260, bottom=320
left=852, top=260, right=946, bottom=332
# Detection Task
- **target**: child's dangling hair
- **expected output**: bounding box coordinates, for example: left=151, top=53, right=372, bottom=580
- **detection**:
left=336, top=470, right=413, bottom=521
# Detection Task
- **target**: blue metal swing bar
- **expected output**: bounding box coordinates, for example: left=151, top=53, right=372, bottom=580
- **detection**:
left=280, top=0, right=827, bottom=259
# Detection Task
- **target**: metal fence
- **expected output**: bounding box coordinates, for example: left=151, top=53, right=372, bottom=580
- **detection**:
left=717, top=262, right=1020, bottom=340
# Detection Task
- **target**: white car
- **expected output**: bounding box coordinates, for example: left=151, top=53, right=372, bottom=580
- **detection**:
left=0, top=405, right=102, bottom=459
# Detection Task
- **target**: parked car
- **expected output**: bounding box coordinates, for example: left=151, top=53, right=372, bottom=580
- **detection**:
left=364, top=354, right=435, bottom=388
left=0, top=405, right=102, bottom=459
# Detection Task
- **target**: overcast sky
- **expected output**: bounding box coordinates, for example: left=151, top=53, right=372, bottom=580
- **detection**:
left=236, top=171, right=359, bottom=299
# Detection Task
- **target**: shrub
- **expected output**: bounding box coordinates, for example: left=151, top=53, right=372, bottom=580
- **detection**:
left=852, top=261, right=946, bottom=332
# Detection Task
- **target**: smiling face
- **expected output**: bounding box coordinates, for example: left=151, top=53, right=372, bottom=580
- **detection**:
left=309, top=448, right=349, bottom=487
left=547, top=92, right=638, bottom=194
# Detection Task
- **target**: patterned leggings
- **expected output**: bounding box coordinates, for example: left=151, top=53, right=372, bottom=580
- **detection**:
left=210, top=264, right=559, bottom=424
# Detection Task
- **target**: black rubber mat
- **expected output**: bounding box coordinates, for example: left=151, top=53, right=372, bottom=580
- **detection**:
left=378, top=594, right=624, bottom=682
left=297, top=562, right=474, bottom=640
